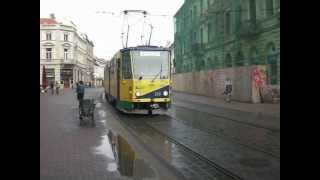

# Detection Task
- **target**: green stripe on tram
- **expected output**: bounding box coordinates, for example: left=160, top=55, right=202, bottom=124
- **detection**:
left=116, top=100, right=134, bottom=110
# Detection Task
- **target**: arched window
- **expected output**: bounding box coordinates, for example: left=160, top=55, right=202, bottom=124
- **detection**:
left=225, top=11, right=231, bottom=34
left=235, top=51, right=244, bottom=66
left=249, top=0, right=256, bottom=21
left=225, top=53, right=232, bottom=67
left=249, top=47, right=259, bottom=65
left=266, top=43, right=278, bottom=84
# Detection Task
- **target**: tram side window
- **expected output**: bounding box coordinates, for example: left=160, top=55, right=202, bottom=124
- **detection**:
left=122, top=52, right=132, bottom=79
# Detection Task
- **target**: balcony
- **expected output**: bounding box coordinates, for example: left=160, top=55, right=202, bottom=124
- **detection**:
left=238, top=20, right=261, bottom=38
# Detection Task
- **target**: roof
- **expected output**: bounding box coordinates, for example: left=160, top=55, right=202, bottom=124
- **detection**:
left=40, top=18, right=58, bottom=25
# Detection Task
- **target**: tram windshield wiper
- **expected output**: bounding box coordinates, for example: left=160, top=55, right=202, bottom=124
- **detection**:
left=151, top=64, right=162, bottom=82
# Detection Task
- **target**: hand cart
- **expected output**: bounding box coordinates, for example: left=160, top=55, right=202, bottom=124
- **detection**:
left=79, top=99, right=96, bottom=127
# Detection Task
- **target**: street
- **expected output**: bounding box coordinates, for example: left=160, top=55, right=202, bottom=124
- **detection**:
left=40, top=88, right=280, bottom=180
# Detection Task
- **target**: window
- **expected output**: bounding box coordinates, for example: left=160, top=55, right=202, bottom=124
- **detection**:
left=267, top=43, right=278, bottom=84
left=207, top=23, right=212, bottom=42
left=200, top=0, right=204, bottom=14
left=249, top=0, right=256, bottom=21
left=46, top=32, right=52, bottom=40
left=64, top=33, right=69, bottom=41
left=132, top=51, right=169, bottom=79
left=64, top=49, right=69, bottom=60
left=225, top=53, right=232, bottom=67
left=193, top=31, right=197, bottom=43
left=249, top=47, right=259, bottom=65
left=266, top=0, right=274, bottom=17
left=225, top=11, right=231, bottom=34
left=46, top=48, right=52, bottom=60
left=235, top=51, right=244, bottom=66
left=214, top=56, right=219, bottom=68
left=200, top=27, right=204, bottom=44
left=122, top=52, right=132, bottom=79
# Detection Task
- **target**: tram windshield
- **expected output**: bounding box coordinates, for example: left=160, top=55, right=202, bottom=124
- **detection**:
left=131, top=50, right=170, bottom=80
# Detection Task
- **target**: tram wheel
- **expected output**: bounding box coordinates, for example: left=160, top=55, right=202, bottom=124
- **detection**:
left=148, top=110, right=152, bottom=115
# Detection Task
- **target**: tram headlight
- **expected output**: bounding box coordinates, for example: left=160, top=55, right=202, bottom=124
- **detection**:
left=135, top=92, right=141, bottom=97
left=163, top=90, right=169, bottom=96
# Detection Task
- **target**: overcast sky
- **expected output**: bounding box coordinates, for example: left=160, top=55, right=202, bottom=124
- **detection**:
left=40, top=0, right=184, bottom=60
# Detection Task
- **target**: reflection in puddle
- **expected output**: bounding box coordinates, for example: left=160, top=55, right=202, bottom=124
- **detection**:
left=108, top=130, right=156, bottom=179
left=94, top=135, right=115, bottom=160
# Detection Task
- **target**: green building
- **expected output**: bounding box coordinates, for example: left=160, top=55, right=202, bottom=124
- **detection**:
left=174, top=0, right=280, bottom=85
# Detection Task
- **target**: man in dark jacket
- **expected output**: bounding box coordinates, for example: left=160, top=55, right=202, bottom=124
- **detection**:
left=76, top=81, right=85, bottom=104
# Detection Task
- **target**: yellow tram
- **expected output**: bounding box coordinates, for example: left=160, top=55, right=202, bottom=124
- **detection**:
left=104, top=46, right=172, bottom=114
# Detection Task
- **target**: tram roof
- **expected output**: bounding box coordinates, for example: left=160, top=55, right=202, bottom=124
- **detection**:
left=120, top=46, right=170, bottom=52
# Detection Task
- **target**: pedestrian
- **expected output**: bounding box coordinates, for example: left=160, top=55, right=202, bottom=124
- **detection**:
left=55, top=81, right=60, bottom=95
left=76, top=81, right=85, bottom=107
left=223, top=77, right=232, bottom=103
left=50, top=82, right=54, bottom=95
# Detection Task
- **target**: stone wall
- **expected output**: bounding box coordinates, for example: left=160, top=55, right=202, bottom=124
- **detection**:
left=173, top=65, right=276, bottom=103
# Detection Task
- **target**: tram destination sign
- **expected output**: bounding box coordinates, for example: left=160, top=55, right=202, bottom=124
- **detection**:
left=140, top=51, right=160, bottom=56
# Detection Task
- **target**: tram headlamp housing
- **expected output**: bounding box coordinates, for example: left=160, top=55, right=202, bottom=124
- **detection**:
left=163, top=90, right=169, bottom=96
left=135, top=92, right=141, bottom=97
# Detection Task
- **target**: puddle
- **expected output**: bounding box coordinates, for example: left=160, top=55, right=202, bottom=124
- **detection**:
left=98, top=110, right=106, bottom=118
left=96, top=103, right=102, bottom=108
left=107, top=130, right=156, bottom=179
left=107, top=162, right=118, bottom=172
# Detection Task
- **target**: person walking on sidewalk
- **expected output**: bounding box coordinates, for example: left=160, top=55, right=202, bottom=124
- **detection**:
left=50, top=82, right=54, bottom=95
left=224, top=77, right=233, bottom=103
left=76, top=81, right=85, bottom=107
left=55, top=81, right=60, bottom=95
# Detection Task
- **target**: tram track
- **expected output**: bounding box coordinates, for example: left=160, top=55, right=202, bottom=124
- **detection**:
left=165, top=115, right=280, bottom=160
left=172, top=100, right=280, bottom=132
left=146, top=120, right=245, bottom=180
left=104, top=100, right=244, bottom=180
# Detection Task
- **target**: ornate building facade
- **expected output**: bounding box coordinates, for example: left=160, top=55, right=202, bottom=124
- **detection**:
left=40, top=14, right=95, bottom=88
left=174, top=0, right=280, bottom=86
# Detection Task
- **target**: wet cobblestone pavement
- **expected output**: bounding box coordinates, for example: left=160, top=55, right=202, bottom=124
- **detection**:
left=167, top=106, right=280, bottom=158
left=172, top=99, right=280, bottom=131
left=40, top=89, right=122, bottom=180
left=147, top=117, right=280, bottom=180
left=41, top=89, right=185, bottom=180
left=41, top=89, right=280, bottom=180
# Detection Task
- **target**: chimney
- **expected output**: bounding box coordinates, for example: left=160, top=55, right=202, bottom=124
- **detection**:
left=50, top=13, right=55, bottom=20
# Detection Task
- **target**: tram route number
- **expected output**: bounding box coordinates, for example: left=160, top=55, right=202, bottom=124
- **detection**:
left=154, top=91, right=162, bottom=97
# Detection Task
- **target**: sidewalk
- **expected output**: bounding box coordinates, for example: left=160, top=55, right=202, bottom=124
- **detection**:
left=173, top=91, right=280, bottom=118
left=40, top=88, right=122, bottom=180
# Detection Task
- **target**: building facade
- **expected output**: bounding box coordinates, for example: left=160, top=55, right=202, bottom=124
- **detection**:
left=40, top=14, right=95, bottom=88
left=93, top=57, right=106, bottom=87
left=174, top=0, right=280, bottom=102
left=174, top=0, right=280, bottom=86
